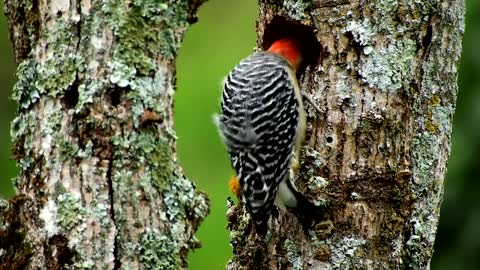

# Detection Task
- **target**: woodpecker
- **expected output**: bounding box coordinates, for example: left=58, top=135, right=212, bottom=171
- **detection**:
left=215, top=39, right=318, bottom=235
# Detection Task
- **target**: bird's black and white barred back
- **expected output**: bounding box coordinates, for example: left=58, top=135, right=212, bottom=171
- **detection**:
left=215, top=52, right=301, bottom=235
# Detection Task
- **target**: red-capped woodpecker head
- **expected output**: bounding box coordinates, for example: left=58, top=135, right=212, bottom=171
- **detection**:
left=267, top=39, right=302, bottom=71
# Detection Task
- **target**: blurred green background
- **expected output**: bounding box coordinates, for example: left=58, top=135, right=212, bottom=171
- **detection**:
left=0, top=0, right=478, bottom=269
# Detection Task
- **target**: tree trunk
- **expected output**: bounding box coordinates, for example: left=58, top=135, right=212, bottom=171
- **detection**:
left=1, top=0, right=209, bottom=269
left=227, top=0, right=465, bottom=269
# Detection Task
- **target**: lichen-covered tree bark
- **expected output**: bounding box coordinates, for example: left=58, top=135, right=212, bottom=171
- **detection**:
left=227, top=0, right=464, bottom=269
left=1, top=0, right=209, bottom=269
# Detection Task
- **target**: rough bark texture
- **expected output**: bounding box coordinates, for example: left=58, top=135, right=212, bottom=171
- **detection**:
left=227, top=0, right=464, bottom=269
left=1, top=0, right=209, bottom=269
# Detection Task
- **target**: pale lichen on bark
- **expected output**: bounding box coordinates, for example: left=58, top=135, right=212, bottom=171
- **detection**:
left=2, top=0, right=209, bottom=269
left=227, top=0, right=464, bottom=269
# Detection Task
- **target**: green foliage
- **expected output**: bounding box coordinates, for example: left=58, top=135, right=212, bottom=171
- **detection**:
left=175, top=0, right=257, bottom=268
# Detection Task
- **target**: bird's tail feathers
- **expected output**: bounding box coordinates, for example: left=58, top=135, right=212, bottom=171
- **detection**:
left=284, top=178, right=327, bottom=231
